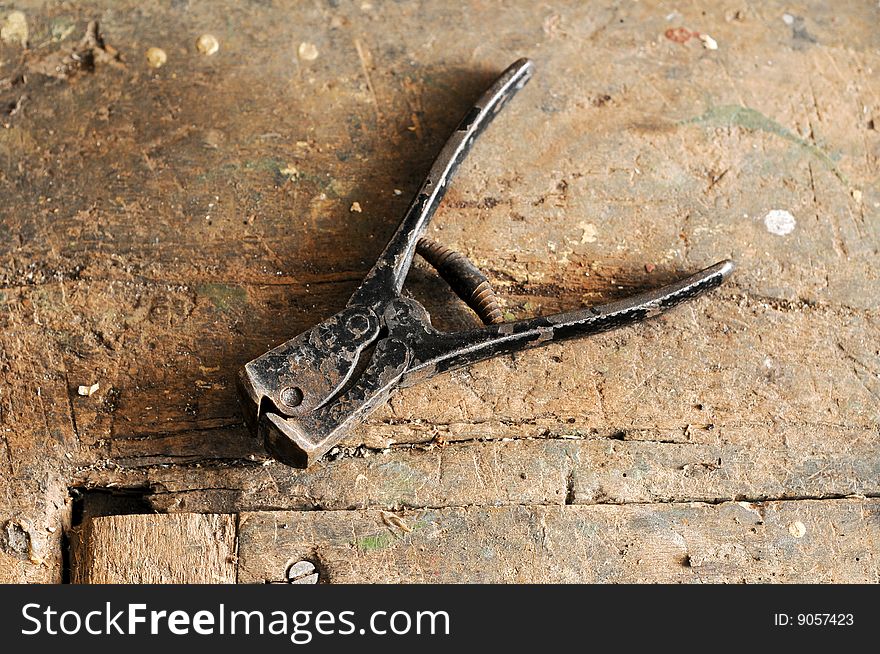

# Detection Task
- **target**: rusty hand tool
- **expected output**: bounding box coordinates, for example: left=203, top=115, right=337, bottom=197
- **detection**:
left=238, top=58, right=735, bottom=467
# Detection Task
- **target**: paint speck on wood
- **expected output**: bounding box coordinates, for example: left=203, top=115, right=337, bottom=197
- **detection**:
left=145, top=47, right=167, bottom=68
left=298, top=42, right=319, bottom=61
left=196, top=34, right=219, bottom=56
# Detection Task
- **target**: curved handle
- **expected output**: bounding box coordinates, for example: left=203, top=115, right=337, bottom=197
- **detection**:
left=348, top=58, right=534, bottom=307
left=401, top=260, right=735, bottom=382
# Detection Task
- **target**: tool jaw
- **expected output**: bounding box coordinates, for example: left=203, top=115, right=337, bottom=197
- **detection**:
left=261, top=412, right=319, bottom=469
left=254, top=337, right=411, bottom=467
left=237, top=306, right=380, bottom=440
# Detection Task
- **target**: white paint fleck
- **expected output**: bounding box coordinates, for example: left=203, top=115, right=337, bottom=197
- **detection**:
left=145, top=47, right=167, bottom=68
left=1, top=11, right=28, bottom=48
left=578, top=221, right=598, bottom=243
left=789, top=521, right=806, bottom=538
left=763, top=209, right=796, bottom=236
left=557, top=248, right=571, bottom=265
left=782, top=13, right=795, bottom=25
left=196, top=33, right=220, bottom=56
left=699, top=33, right=718, bottom=50
left=298, top=42, right=319, bottom=61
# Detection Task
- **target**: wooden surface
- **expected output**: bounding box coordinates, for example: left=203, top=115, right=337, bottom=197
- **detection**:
left=71, top=513, right=236, bottom=583
left=236, top=500, right=879, bottom=583
left=1, top=0, right=878, bottom=583
left=72, top=499, right=878, bottom=583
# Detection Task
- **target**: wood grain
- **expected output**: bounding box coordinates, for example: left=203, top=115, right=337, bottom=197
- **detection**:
left=69, top=500, right=879, bottom=583
left=0, top=0, right=877, bottom=582
left=71, top=513, right=237, bottom=584
left=236, top=499, right=880, bottom=583
left=74, top=433, right=880, bottom=514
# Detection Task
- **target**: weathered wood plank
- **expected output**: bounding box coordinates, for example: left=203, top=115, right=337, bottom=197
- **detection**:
left=236, top=499, right=880, bottom=583
left=2, top=3, right=877, bottom=460
left=48, top=279, right=878, bottom=465
left=2, top=2, right=877, bottom=308
left=75, top=434, right=880, bottom=514
left=71, top=513, right=237, bottom=584
left=0, top=300, right=75, bottom=583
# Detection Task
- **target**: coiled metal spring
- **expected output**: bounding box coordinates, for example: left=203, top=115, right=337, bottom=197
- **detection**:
left=416, top=237, right=504, bottom=325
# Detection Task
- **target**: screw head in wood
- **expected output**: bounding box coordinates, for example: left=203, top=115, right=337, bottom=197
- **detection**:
left=287, top=560, right=319, bottom=584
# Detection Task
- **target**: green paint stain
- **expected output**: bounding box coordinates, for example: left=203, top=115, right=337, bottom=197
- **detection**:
left=355, top=517, right=431, bottom=551
left=198, top=283, right=246, bottom=311
left=243, top=158, right=291, bottom=186
left=683, top=105, right=848, bottom=186
left=49, top=18, right=76, bottom=42
left=357, top=532, right=397, bottom=551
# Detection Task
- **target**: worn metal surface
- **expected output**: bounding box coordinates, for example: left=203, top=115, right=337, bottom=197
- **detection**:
left=1, top=0, right=878, bottom=582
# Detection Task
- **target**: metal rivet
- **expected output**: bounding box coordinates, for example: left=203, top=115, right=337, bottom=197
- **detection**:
left=345, top=312, right=371, bottom=337
left=279, top=386, right=303, bottom=408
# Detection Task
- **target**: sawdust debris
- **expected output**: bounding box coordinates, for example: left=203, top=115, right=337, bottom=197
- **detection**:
left=788, top=521, right=806, bottom=538
left=77, top=383, right=100, bottom=397
left=699, top=33, right=718, bottom=50
left=1, top=11, right=28, bottom=48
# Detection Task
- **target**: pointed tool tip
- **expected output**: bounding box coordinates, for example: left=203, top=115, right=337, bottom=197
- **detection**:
left=509, top=58, right=534, bottom=84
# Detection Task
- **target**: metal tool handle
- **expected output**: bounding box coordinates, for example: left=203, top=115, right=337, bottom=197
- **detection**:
left=262, top=260, right=734, bottom=466
left=348, top=58, right=534, bottom=307
left=401, top=260, right=735, bottom=383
